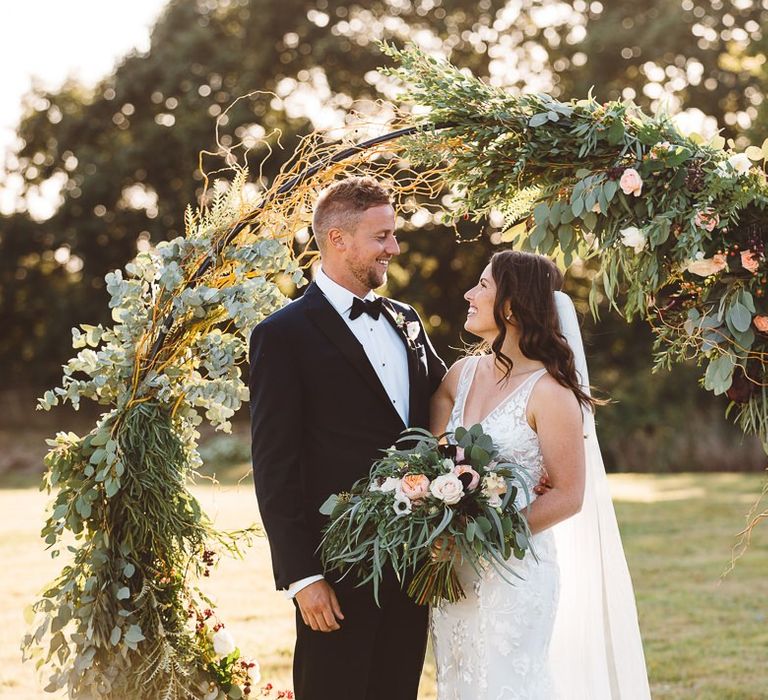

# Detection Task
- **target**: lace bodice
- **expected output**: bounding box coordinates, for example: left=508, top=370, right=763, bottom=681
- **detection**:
left=447, top=356, right=547, bottom=508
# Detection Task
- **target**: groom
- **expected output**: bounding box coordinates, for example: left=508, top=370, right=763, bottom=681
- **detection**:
left=249, top=176, right=446, bottom=699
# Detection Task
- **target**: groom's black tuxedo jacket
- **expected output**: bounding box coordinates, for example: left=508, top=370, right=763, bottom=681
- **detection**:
left=249, top=282, right=447, bottom=590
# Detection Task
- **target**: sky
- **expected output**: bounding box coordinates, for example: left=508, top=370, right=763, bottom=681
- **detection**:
left=0, top=0, right=168, bottom=213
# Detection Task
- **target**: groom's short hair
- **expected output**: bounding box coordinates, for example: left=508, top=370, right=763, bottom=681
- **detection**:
left=312, top=176, right=392, bottom=252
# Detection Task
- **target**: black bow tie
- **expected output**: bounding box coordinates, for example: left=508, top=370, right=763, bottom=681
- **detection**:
left=349, top=296, right=384, bottom=321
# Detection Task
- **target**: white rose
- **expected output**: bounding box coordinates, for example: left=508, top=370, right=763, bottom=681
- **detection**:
left=379, top=477, right=402, bottom=493
left=212, top=628, right=236, bottom=657
left=429, top=473, right=465, bottom=505
left=393, top=491, right=413, bottom=516
left=406, top=321, right=421, bottom=341
left=728, top=152, right=752, bottom=176
left=486, top=493, right=503, bottom=508
left=686, top=252, right=728, bottom=277
left=481, top=473, right=508, bottom=507
left=619, top=226, right=647, bottom=254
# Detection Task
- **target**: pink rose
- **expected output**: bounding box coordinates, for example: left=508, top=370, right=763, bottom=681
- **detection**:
left=619, top=168, right=643, bottom=197
left=754, top=316, right=768, bottom=333
left=452, top=465, right=480, bottom=491
left=400, top=473, right=430, bottom=501
left=694, top=209, right=720, bottom=232
left=686, top=253, right=728, bottom=277
left=741, top=250, right=760, bottom=274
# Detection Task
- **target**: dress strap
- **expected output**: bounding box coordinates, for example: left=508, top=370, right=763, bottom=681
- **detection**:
left=451, top=356, right=481, bottom=426
left=520, top=368, right=549, bottom=412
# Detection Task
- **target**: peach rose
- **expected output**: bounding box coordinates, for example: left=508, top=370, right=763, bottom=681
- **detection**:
left=693, top=209, right=720, bottom=232
left=452, top=464, right=481, bottom=491
left=741, top=250, right=760, bottom=274
left=619, top=168, right=643, bottom=197
left=400, top=473, right=430, bottom=501
left=754, top=316, right=768, bottom=333
left=686, top=253, right=728, bottom=277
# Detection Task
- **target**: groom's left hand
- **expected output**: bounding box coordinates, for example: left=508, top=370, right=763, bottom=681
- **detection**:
left=533, top=475, right=552, bottom=496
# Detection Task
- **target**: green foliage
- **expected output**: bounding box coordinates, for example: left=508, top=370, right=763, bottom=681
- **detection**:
left=24, top=175, right=283, bottom=698
left=384, top=43, right=768, bottom=452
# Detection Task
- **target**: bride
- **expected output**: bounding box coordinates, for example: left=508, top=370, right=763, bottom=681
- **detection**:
left=429, top=250, right=651, bottom=699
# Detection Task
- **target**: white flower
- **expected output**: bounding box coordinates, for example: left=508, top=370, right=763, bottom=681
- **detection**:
left=619, top=168, right=643, bottom=197
left=379, top=477, right=402, bottom=493
left=212, top=628, right=236, bottom=656
left=619, top=226, right=647, bottom=254
left=369, top=479, right=381, bottom=492
left=247, top=660, right=261, bottom=684
left=728, top=152, right=752, bottom=176
left=486, top=493, right=503, bottom=508
left=405, top=321, right=421, bottom=341
left=393, top=491, right=413, bottom=516
left=482, top=473, right=508, bottom=508
left=429, top=473, right=465, bottom=505
left=686, top=252, right=728, bottom=277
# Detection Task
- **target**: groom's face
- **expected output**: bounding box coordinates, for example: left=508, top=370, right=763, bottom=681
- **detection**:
left=343, top=203, right=399, bottom=291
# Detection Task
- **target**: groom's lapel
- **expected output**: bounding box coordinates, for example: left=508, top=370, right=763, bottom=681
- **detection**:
left=302, top=284, right=403, bottom=422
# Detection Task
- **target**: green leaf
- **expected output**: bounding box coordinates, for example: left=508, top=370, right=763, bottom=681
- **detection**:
left=124, top=624, right=144, bottom=644
left=319, top=495, right=339, bottom=516
left=606, top=119, right=625, bottom=145
left=533, top=203, right=549, bottom=227
left=103, top=479, right=118, bottom=498
left=728, top=301, right=752, bottom=333
left=110, top=626, right=121, bottom=645
left=528, top=113, right=549, bottom=127
left=116, top=587, right=130, bottom=600
left=476, top=516, right=492, bottom=533
left=581, top=211, right=598, bottom=230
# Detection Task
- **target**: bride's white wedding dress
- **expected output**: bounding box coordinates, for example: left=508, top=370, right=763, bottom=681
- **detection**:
left=431, top=357, right=558, bottom=700
left=431, top=293, right=651, bottom=700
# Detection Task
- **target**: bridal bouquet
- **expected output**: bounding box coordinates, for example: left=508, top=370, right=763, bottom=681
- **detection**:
left=319, top=424, right=534, bottom=606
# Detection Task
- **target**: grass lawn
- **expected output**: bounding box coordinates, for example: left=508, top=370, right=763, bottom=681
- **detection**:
left=1, top=472, right=767, bottom=699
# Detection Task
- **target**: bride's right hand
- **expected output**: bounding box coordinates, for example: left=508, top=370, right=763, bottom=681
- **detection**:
left=431, top=534, right=459, bottom=563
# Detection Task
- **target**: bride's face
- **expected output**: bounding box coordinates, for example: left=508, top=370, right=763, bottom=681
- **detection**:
left=464, top=264, right=499, bottom=338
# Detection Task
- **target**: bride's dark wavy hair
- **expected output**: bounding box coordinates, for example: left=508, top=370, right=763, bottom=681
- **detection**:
left=488, top=250, right=598, bottom=411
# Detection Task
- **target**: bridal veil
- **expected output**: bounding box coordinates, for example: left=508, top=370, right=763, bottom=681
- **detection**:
left=550, top=291, right=652, bottom=699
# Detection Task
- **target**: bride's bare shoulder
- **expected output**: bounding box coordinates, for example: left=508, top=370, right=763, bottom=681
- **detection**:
left=529, top=372, right=580, bottom=414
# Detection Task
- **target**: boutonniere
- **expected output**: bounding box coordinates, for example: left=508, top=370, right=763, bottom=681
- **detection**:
left=393, top=312, right=422, bottom=347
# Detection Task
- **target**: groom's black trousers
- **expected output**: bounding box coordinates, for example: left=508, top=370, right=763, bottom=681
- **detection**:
left=293, top=569, right=429, bottom=700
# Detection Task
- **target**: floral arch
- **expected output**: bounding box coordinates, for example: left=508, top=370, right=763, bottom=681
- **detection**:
left=23, top=45, right=768, bottom=699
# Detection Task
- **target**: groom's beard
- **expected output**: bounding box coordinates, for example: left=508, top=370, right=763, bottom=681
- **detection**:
left=350, top=261, right=386, bottom=291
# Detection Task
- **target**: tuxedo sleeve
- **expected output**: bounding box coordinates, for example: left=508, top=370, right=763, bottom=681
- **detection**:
left=249, top=320, right=321, bottom=590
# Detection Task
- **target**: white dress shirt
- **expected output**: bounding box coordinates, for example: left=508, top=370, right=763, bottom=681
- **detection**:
left=286, top=266, right=411, bottom=599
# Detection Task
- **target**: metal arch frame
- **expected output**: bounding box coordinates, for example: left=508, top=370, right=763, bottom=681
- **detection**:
left=148, top=121, right=456, bottom=360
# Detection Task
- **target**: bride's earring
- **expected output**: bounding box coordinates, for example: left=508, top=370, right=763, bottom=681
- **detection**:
left=505, top=313, right=512, bottom=322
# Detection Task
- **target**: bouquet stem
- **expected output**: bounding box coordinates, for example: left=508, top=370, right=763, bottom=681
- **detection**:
left=407, top=560, right=465, bottom=606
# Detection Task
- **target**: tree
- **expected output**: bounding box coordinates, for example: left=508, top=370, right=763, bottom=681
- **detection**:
left=3, top=0, right=767, bottom=468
